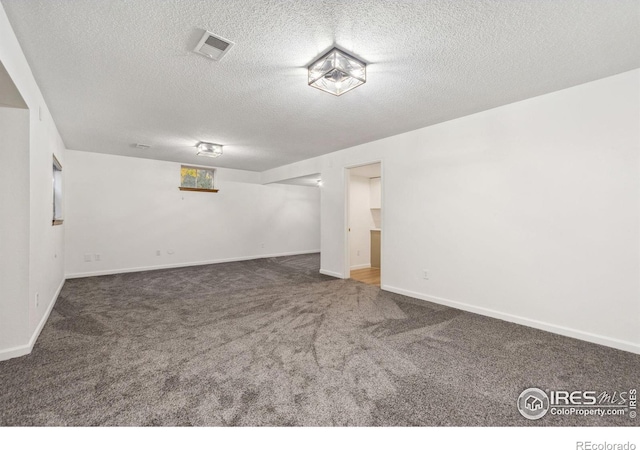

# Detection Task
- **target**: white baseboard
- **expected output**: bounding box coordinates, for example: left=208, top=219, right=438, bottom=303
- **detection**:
left=29, top=279, right=64, bottom=348
left=0, top=278, right=65, bottom=362
left=65, top=250, right=321, bottom=279
left=320, top=269, right=344, bottom=279
left=0, top=343, right=31, bottom=361
left=381, top=284, right=640, bottom=355
left=350, top=263, right=371, bottom=270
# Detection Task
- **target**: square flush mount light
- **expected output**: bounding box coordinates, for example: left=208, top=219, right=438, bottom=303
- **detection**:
left=197, top=142, right=223, bottom=157
left=308, top=48, right=366, bottom=96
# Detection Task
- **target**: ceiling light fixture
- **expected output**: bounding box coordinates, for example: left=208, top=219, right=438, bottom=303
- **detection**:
left=197, top=142, right=223, bottom=158
left=317, top=179, right=323, bottom=187
left=308, top=48, right=366, bottom=96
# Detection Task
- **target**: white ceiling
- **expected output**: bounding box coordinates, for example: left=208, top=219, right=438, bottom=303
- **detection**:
left=350, top=163, right=381, bottom=179
left=273, top=173, right=322, bottom=188
left=2, top=0, right=639, bottom=172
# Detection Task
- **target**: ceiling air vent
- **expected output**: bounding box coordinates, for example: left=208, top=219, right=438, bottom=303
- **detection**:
left=194, top=31, right=234, bottom=61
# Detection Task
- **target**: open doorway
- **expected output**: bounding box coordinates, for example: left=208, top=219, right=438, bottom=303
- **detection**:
left=268, top=171, right=322, bottom=263
left=0, top=60, right=31, bottom=352
left=346, top=163, right=381, bottom=286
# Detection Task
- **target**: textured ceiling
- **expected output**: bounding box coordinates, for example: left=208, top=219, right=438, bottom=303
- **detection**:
left=2, top=0, right=639, bottom=171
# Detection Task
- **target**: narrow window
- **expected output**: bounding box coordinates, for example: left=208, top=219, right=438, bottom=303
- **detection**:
left=179, top=166, right=218, bottom=193
left=52, top=154, right=63, bottom=225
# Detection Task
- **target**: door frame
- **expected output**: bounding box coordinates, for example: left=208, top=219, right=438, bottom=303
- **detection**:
left=343, top=160, right=384, bottom=286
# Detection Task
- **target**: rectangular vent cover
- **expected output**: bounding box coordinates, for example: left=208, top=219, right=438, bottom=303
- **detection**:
left=194, top=31, right=234, bottom=61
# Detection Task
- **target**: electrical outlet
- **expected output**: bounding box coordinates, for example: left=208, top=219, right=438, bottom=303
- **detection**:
left=35, top=293, right=39, bottom=308
left=261, top=243, right=265, bottom=249
left=84, top=254, right=92, bottom=262
left=94, top=254, right=101, bottom=261
left=423, top=270, right=429, bottom=280
left=357, top=250, right=360, bottom=256
left=156, top=250, right=161, bottom=256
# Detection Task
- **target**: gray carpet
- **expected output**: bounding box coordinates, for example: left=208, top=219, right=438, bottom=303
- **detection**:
left=0, top=254, right=638, bottom=426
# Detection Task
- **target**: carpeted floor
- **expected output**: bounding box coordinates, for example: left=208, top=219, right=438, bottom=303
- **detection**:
left=0, top=253, right=638, bottom=426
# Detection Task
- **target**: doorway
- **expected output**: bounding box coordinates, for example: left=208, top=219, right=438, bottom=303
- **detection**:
left=346, top=162, right=381, bottom=286
left=0, top=60, right=31, bottom=353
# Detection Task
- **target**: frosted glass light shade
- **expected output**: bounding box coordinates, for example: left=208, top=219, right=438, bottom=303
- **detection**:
left=197, top=142, right=223, bottom=157
left=308, top=48, right=366, bottom=96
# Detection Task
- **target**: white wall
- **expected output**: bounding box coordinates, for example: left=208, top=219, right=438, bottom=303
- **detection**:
left=348, top=174, right=375, bottom=269
left=64, top=150, right=320, bottom=277
left=370, top=178, right=382, bottom=229
left=0, top=4, right=66, bottom=361
left=0, top=107, right=30, bottom=351
left=262, top=69, right=640, bottom=354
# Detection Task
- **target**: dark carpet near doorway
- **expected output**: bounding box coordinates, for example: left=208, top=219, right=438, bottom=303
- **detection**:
left=1, top=253, right=638, bottom=426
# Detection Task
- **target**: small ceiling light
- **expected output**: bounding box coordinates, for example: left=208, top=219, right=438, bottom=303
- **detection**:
left=317, top=179, right=323, bottom=187
left=308, top=48, right=366, bottom=96
left=197, top=142, right=223, bottom=158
